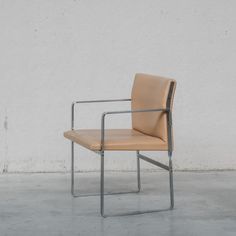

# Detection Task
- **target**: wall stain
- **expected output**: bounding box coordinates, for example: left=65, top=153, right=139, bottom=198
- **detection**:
left=4, top=116, right=8, bottom=130
left=2, top=164, right=8, bottom=173
left=3, top=113, right=8, bottom=173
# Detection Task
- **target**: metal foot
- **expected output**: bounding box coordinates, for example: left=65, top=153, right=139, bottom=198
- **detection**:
left=72, top=190, right=140, bottom=198
left=103, top=207, right=172, bottom=218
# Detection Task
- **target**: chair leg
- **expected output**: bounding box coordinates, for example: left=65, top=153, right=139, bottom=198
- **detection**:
left=70, top=147, right=138, bottom=199
left=136, top=151, right=141, bottom=192
left=100, top=151, right=105, bottom=217
left=168, top=152, right=174, bottom=209
left=71, top=141, right=75, bottom=196
left=71, top=147, right=173, bottom=216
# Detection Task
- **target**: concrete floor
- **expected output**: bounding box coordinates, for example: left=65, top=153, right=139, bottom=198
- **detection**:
left=0, top=171, right=236, bottom=236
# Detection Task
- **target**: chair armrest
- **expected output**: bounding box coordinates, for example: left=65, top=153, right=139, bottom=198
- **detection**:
left=102, top=108, right=168, bottom=115
left=100, top=108, right=170, bottom=151
left=71, top=99, right=131, bottom=129
left=72, top=99, right=131, bottom=105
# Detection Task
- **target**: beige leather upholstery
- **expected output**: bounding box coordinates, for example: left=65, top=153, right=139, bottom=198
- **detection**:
left=64, top=73, right=176, bottom=151
left=64, top=129, right=168, bottom=151
left=131, top=73, right=176, bottom=142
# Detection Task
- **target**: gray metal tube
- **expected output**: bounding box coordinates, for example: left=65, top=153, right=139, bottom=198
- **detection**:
left=100, top=151, right=105, bottom=217
left=169, top=154, right=174, bottom=209
left=137, top=151, right=141, bottom=192
left=71, top=141, right=74, bottom=195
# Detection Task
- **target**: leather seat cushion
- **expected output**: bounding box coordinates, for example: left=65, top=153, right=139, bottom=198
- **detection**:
left=64, top=129, right=168, bottom=151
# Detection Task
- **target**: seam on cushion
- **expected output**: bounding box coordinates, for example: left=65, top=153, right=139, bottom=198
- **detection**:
left=132, top=128, right=166, bottom=143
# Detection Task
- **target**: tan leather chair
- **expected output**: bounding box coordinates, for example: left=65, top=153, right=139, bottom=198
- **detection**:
left=64, top=73, right=176, bottom=217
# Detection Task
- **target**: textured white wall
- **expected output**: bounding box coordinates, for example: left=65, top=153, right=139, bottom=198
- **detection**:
left=0, top=0, right=236, bottom=172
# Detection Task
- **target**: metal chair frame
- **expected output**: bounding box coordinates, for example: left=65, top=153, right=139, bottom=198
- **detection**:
left=70, top=82, right=175, bottom=217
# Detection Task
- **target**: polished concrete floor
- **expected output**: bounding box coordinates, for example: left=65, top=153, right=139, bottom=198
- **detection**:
left=0, top=171, right=236, bottom=236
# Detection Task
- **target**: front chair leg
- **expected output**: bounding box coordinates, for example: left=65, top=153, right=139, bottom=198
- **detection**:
left=168, top=152, right=174, bottom=209
left=71, top=141, right=75, bottom=196
left=100, top=151, right=105, bottom=217
left=136, top=151, right=141, bottom=192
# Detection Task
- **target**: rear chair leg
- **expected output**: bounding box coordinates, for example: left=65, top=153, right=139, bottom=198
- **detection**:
left=169, top=152, right=174, bottom=209
left=136, top=151, right=141, bottom=192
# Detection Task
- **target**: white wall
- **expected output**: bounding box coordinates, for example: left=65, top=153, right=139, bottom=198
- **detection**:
left=0, top=0, right=236, bottom=172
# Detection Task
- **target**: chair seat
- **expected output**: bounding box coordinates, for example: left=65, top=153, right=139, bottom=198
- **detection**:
left=64, top=129, right=168, bottom=151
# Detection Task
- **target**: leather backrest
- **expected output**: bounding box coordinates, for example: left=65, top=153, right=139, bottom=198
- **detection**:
left=131, top=73, right=176, bottom=142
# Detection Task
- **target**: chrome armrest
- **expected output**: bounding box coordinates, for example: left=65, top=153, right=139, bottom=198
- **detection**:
left=100, top=108, right=170, bottom=151
left=71, top=99, right=131, bottom=129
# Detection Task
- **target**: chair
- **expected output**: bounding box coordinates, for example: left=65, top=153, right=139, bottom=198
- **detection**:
left=64, top=73, right=177, bottom=217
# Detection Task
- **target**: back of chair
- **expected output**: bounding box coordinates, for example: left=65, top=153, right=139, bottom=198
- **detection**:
left=131, top=73, right=176, bottom=142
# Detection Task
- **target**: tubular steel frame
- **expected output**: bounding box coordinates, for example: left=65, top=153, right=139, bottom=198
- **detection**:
left=70, top=82, right=175, bottom=217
